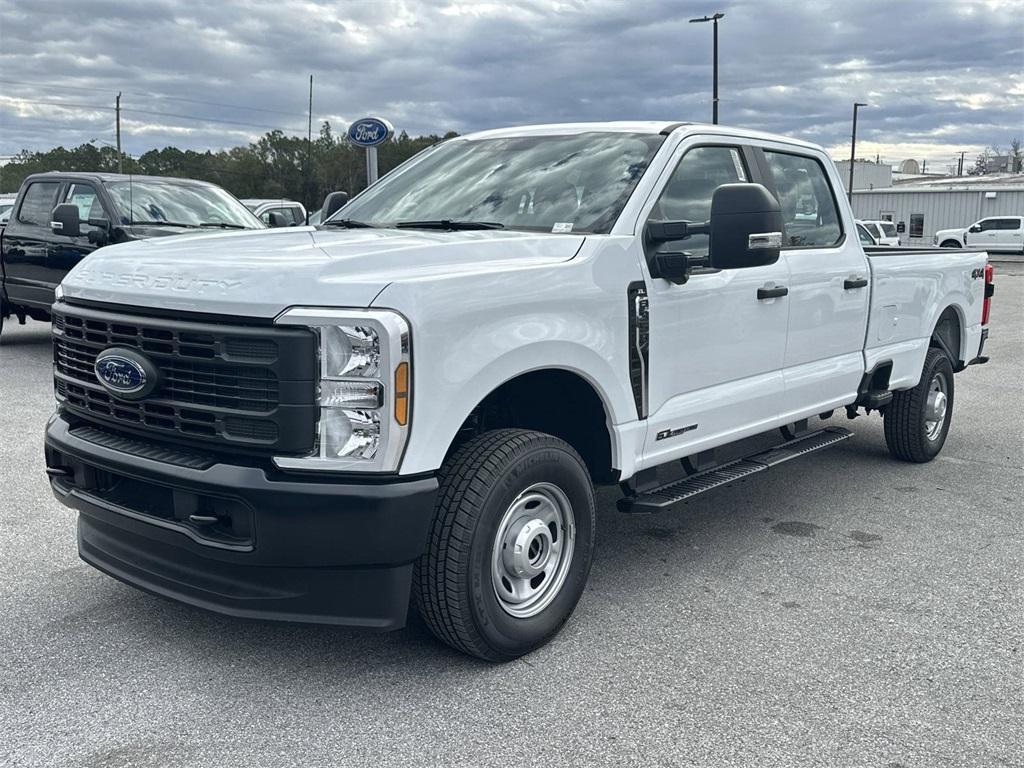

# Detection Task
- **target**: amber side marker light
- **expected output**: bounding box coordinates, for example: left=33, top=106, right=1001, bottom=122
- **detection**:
left=394, top=362, right=410, bottom=425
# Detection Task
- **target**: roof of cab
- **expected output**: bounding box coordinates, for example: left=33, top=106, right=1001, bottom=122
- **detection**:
left=458, top=121, right=826, bottom=153
left=27, top=171, right=219, bottom=186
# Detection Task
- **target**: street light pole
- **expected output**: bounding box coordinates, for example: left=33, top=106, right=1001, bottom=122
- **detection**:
left=689, top=12, right=725, bottom=124
left=848, top=102, right=868, bottom=202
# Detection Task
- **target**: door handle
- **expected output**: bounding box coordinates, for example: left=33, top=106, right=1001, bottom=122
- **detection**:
left=844, top=276, right=868, bottom=290
left=757, top=285, right=788, bottom=300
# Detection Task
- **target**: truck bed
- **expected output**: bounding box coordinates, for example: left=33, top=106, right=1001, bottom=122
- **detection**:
left=864, top=247, right=987, bottom=390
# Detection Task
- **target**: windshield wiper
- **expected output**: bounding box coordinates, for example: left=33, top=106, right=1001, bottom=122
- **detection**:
left=130, top=221, right=199, bottom=228
left=394, top=219, right=505, bottom=231
left=199, top=222, right=248, bottom=229
left=321, top=218, right=375, bottom=228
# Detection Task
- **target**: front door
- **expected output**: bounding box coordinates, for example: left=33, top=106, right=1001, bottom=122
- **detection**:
left=45, top=182, right=107, bottom=281
left=640, top=142, right=790, bottom=466
left=759, top=147, right=871, bottom=418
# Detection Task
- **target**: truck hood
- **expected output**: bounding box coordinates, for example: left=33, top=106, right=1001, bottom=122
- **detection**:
left=60, top=226, right=585, bottom=318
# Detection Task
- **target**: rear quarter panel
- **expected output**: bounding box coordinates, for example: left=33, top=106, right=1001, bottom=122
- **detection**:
left=866, top=249, right=986, bottom=389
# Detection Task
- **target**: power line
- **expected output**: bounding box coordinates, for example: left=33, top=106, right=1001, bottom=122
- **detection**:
left=0, top=78, right=306, bottom=118
left=0, top=95, right=307, bottom=133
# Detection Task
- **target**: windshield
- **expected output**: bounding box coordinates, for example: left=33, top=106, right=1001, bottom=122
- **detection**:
left=334, top=132, right=665, bottom=234
left=880, top=222, right=897, bottom=237
left=105, top=181, right=264, bottom=229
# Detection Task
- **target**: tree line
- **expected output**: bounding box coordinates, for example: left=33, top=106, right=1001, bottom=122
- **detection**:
left=0, top=123, right=458, bottom=211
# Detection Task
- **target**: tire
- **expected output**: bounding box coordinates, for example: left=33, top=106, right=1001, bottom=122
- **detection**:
left=413, top=429, right=596, bottom=662
left=940, top=240, right=961, bottom=248
left=884, top=348, right=955, bottom=463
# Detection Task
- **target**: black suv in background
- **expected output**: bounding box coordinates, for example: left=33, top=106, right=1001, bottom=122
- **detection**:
left=0, top=172, right=264, bottom=338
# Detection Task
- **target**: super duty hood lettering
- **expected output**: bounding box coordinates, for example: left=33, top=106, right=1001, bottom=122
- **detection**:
left=74, top=269, right=243, bottom=293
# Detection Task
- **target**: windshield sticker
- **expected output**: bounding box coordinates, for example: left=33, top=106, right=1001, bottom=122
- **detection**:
left=552, top=222, right=574, bottom=233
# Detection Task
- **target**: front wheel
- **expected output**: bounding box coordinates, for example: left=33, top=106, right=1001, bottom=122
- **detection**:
left=414, top=429, right=596, bottom=661
left=884, top=348, right=955, bottom=462
left=940, top=240, right=961, bottom=248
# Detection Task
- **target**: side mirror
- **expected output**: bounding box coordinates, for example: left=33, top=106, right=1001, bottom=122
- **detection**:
left=267, top=211, right=288, bottom=228
left=969, top=224, right=981, bottom=233
left=51, top=204, right=81, bottom=238
left=707, top=183, right=783, bottom=270
left=322, top=190, right=350, bottom=220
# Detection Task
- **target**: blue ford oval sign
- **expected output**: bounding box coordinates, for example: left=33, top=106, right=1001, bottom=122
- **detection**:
left=347, top=117, right=393, bottom=147
left=94, top=348, right=156, bottom=399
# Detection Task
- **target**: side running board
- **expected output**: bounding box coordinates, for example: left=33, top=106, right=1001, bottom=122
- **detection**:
left=618, top=427, right=852, bottom=514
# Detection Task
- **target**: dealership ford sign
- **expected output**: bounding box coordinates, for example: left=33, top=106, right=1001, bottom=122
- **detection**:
left=347, top=117, right=394, bottom=147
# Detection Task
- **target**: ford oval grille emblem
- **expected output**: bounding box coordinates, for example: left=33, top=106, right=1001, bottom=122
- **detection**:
left=94, top=349, right=157, bottom=399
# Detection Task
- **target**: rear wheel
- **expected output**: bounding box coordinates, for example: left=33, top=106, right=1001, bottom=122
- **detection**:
left=884, top=348, right=955, bottom=462
left=414, top=429, right=595, bottom=661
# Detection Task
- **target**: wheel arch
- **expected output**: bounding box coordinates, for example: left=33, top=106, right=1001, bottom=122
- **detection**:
left=448, top=365, right=620, bottom=484
left=930, top=303, right=966, bottom=368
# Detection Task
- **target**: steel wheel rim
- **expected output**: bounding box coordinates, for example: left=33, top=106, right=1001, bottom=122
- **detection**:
left=491, top=482, right=576, bottom=619
left=924, top=371, right=949, bottom=441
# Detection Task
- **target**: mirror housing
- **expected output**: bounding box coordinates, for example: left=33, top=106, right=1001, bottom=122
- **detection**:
left=969, top=224, right=981, bottom=233
left=322, top=190, right=350, bottom=220
left=267, top=211, right=288, bottom=228
left=707, top=183, right=784, bottom=270
left=51, top=204, right=81, bottom=238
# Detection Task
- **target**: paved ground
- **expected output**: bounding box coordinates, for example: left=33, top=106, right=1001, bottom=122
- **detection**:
left=1, top=269, right=1021, bottom=768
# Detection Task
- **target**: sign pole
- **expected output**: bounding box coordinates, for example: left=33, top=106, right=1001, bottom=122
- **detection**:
left=366, top=146, right=378, bottom=185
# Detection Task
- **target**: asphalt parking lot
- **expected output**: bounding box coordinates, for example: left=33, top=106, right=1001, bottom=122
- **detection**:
left=2, top=268, right=1021, bottom=768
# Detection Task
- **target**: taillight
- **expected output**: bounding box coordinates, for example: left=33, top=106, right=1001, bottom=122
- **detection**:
left=982, top=263, right=994, bottom=326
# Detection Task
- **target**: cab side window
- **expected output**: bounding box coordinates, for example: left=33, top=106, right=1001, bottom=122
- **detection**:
left=764, top=151, right=842, bottom=248
left=62, top=183, right=106, bottom=236
left=16, top=182, right=60, bottom=227
left=648, top=145, right=748, bottom=257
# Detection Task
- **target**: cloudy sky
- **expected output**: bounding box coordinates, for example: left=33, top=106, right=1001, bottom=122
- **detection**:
left=1, top=0, right=1021, bottom=169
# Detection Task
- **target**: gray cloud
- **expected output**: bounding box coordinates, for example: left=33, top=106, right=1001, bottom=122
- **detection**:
left=1, top=0, right=1021, bottom=166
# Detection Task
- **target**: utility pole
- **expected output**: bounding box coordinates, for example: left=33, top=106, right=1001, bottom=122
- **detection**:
left=306, top=75, right=313, bottom=222
left=115, top=92, right=123, bottom=174
left=848, top=102, right=867, bottom=202
left=689, top=13, right=725, bottom=124
left=957, top=150, right=966, bottom=176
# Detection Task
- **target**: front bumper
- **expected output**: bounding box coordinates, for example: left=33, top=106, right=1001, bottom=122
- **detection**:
left=44, top=413, right=438, bottom=629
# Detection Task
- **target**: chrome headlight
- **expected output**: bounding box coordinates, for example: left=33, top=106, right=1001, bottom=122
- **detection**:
left=273, top=308, right=411, bottom=472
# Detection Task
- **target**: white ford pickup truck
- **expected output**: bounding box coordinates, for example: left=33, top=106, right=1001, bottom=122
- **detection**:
left=45, top=122, right=994, bottom=661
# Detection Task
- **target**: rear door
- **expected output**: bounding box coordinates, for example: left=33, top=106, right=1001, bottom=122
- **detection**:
left=1, top=179, right=61, bottom=309
left=756, top=146, right=871, bottom=420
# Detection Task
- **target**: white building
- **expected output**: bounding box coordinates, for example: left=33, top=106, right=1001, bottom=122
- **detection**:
left=835, top=160, right=893, bottom=191
left=850, top=174, right=1024, bottom=246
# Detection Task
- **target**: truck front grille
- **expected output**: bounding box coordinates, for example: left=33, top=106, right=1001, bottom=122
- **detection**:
left=53, top=303, right=318, bottom=455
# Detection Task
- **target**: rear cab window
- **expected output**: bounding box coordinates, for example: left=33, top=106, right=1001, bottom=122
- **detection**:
left=763, top=151, right=842, bottom=248
left=16, top=181, right=60, bottom=227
